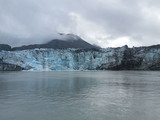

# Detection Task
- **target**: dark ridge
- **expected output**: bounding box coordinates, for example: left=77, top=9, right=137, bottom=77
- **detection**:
left=0, top=44, right=11, bottom=51
left=12, top=44, right=41, bottom=51
left=134, top=44, right=160, bottom=50
left=12, top=37, right=99, bottom=51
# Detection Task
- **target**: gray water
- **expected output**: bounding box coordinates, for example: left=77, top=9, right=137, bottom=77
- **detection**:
left=0, top=71, right=160, bottom=120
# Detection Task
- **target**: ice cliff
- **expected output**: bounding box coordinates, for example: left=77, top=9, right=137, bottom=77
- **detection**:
left=0, top=45, right=160, bottom=71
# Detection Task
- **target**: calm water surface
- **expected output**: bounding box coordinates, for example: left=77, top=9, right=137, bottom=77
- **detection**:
left=0, top=71, right=160, bottom=120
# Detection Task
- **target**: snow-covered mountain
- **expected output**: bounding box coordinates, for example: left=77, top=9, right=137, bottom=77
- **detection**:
left=11, top=33, right=98, bottom=50
left=0, top=45, right=160, bottom=71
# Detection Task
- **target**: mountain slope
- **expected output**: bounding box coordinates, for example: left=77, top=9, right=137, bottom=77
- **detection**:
left=0, top=44, right=11, bottom=51
left=12, top=34, right=98, bottom=50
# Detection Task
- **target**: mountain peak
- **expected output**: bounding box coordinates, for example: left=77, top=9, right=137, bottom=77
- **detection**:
left=57, top=33, right=81, bottom=41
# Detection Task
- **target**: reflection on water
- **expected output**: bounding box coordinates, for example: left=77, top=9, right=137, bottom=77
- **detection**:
left=0, top=71, right=160, bottom=120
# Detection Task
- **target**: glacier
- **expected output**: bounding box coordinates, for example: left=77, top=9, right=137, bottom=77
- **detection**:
left=0, top=45, right=160, bottom=71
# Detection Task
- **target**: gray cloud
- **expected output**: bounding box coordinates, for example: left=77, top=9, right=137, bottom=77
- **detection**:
left=0, top=0, right=160, bottom=47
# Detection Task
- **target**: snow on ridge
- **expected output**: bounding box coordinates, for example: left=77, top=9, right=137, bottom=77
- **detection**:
left=56, top=33, right=81, bottom=41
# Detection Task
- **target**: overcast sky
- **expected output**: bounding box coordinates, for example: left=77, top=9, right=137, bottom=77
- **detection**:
left=0, top=0, right=160, bottom=48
